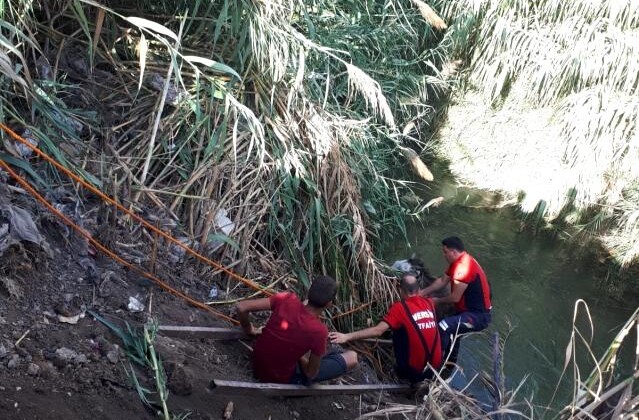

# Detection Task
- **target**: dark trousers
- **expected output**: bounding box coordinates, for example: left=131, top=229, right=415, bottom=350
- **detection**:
left=439, top=311, right=491, bottom=364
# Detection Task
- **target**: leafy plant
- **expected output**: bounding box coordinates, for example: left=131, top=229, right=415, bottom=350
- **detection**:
left=434, top=0, right=639, bottom=267
left=89, top=311, right=178, bottom=420
left=0, top=0, right=450, bottom=320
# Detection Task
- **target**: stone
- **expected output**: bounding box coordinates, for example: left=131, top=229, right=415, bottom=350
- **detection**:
left=27, top=363, right=39, bottom=376
left=7, top=354, right=19, bottom=369
left=53, top=347, right=87, bottom=367
left=74, top=354, right=88, bottom=364
left=54, top=347, right=77, bottom=363
left=106, top=347, right=119, bottom=364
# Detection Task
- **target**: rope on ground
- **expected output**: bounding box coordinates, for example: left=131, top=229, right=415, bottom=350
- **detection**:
left=0, top=123, right=272, bottom=297
left=0, top=157, right=239, bottom=325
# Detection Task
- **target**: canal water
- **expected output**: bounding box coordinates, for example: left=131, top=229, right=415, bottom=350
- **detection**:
left=383, top=167, right=638, bottom=412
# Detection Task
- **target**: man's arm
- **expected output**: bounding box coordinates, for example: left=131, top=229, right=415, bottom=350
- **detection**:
left=235, top=298, right=271, bottom=335
left=298, top=352, right=322, bottom=379
left=432, top=279, right=468, bottom=304
left=419, top=275, right=450, bottom=297
left=329, top=321, right=390, bottom=344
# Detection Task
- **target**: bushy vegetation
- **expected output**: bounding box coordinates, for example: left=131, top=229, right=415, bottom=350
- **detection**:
left=0, top=0, right=454, bottom=322
left=2, top=0, right=637, bottom=418
left=434, top=0, right=639, bottom=268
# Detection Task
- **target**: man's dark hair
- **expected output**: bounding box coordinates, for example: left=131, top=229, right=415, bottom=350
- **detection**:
left=399, top=273, right=420, bottom=294
left=308, top=275, right=337, bottom=308
left=442, top=236, right=465, bottom=252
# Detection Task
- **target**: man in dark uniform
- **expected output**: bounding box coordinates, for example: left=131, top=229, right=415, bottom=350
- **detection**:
left=330, top=273, right=442, bottom=384
left=420, top=236, right=492, bottom=362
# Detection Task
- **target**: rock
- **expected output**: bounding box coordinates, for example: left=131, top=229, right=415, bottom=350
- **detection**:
left=75, top=354, right=88, bottom=364
left=7, top=354, right=19, bottom=369
left=27, top=363, right=39, bottom=376
left=54, top=347, right=76, bottom=362
left=291, top=410, right=300, bottom=419
left=106, top=346, right=119, bottom=364
left=0, top=344, right=7, bottom=359
left=53, top=347, right=87, bottom=367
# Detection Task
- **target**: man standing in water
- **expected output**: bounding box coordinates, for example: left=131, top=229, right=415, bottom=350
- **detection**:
left=330, top=273, right=442, bottom=384
left=420, top=236, right=492, bottom=361
left=235, top=275, right=358, bottom=384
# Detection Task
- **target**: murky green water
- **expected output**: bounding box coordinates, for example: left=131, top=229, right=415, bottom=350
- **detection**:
left=383, top=169, right=638, bottom=412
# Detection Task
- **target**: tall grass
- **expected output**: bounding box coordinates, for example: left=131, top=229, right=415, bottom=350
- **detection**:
left=433, top=0, right=639, bottom=268
left=0, top=0, right=452, bottom=319
left=360, top=301, right=638, bottom=419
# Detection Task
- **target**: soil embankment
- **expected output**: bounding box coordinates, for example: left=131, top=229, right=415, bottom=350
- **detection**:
left=0, top=182, right=380, bottom=420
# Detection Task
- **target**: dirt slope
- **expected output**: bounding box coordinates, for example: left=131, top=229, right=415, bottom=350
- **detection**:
left=0, top=182, right=393, bottom=420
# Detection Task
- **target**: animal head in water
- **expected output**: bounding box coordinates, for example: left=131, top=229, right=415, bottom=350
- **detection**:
left=391, top=256, right=435, bottom=283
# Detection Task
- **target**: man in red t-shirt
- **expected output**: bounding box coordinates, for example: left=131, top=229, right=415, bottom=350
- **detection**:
left=330, top=274, right=442, bottom=384
left=236, top=275, right=358, bottom=384
left=421, top=236, right=492, bottom=363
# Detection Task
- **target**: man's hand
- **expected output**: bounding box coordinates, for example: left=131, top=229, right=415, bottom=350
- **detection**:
left=248, top=325, right=263, bottom=336
left=236, top=298, right=271, bottom=336
left=420, top=275, right=449, bottom=297
left=329, top=332, right=350, bottom=344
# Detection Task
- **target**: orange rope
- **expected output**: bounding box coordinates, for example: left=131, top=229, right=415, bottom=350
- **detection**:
left=0, top=157, right=239, bottom=325
left=332, top=302, right=371, bottom=319
left=0, top=123, right=272, bottom=297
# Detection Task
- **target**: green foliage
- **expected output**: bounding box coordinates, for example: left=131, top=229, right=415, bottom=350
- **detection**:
left=436, top=0, right=639, bottom=267
left=90, top=311, right=176, bottom=419
left=0, top=0, right=452, bottom=315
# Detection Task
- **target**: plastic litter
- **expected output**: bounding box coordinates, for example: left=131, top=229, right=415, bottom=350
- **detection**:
left=14, top=129, right=38, bottom=158
left=127, top=296, right=145, bottom=313
left=391, top=259, right=413, bottom=273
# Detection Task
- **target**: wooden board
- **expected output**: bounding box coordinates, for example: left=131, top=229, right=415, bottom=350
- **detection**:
left=158, top=325, right=247, bottom=340
left=209, top=379, right=411, bottom=397
left=158, top=325, right=392, bottom=345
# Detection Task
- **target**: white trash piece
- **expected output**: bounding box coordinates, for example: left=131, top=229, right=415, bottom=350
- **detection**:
left=214, top=209, right=235, bottom=236
left=127, top=296, right=145, bottom=313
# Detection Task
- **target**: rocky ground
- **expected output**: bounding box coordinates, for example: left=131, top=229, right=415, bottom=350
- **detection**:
left=0, top=180, right=403, bottom=420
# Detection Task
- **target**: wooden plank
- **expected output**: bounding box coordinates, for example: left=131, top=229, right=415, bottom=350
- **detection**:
left=158, top=326, right=392, bottom=345
left=158, top=325, right=247, bottom=340
left=209, top=379, right=411, bottom=397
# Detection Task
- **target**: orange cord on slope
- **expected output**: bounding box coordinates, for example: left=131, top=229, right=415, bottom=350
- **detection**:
left=332, top=302, right=371, bottom=320
left=0, top=123, right=272, bottom=297
left=0, top=158, right=239, bottom=325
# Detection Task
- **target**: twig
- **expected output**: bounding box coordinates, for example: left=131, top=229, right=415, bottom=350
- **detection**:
left=136, top=19, right=185, bottom=201
left=14, top=328, right=31, bottom=347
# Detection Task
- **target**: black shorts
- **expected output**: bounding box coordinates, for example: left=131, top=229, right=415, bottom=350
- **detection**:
left=289, top=350, right=348, bottom=385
